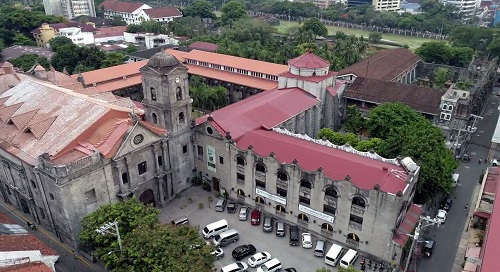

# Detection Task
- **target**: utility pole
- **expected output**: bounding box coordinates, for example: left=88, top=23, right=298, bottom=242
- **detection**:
left=96, top=221, right=123, bottom=252
left=403, top=215, right=443, bottom=272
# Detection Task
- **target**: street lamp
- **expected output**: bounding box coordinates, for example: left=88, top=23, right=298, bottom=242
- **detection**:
left=403, top=215, right=443, bottom=272
left=96, top=221, right=123, bottom=253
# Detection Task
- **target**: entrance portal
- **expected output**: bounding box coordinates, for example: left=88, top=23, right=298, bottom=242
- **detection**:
left=212, top=177, right=220, bottom=192
left=20, top=199, right=30, bottom=214
left=139, top=189, right=156, bottom=207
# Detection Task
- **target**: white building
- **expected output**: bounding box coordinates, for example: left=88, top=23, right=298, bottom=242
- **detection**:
left=138, top=7, right=183, bottom=23
left=123, top=32, right=179, bottom=49
left=99, top=0, right=152, bottom=25
left=440, top=0, right=480, bottom=20
left=57, top=27, right=95, bottom=46
left=43, top=0, right=95, bottom=19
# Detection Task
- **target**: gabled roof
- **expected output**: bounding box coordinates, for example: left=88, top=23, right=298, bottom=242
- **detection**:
left=99, top=0, right=148, bottom=13
left=71, top=60, right=147, bottom=85
left=196, top=87, right=320, bottom=141
left=31, top=22, right=81, bottom=34
left=94, top=26, right=126, bottom=38
left=393, top=204, right=422, bottom=246
left=0, top=46, right=55, bottom=62
left=143, top=7, right=182, bottom=18
left=344, top=77, right=443, bottom=115
left=338, top=48, right=421, bottom=81
left=236, top=129, right=410, bottom=194
left=288, top=51, right=330, bottom=69
left=188, top=41, right=219, bottom=52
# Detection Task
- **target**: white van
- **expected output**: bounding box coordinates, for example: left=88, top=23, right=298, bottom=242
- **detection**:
left=325, top=244, right=343, bottom=267
left=202, top=219, right=228, bottom=239
left=256, top=258, right=282, bottom=272
left=340, top=249, right=359, bottom=269
left=452, top=173, right=459, bottom=187
left=213, top=229, right=239, bottom=247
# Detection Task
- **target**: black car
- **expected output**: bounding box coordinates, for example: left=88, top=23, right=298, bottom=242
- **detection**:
left=440, top=197, right=453, bottom=211
left=227, top=202, right=237, bottom=213
left=231, top=244, right=256, bottom=261
left=284, top=269, right=297, bottom=272
left=422, top=240, right=435, bottom=257
left=289, top=225, right=299, bottom=246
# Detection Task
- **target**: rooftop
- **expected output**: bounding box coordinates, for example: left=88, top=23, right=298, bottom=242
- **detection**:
left=143, top=7, right=182, bottom=18
left=393, top=204, right=423, bottom=246
left=0, top=234, right=57, bottom=256
left=236, top=129, right=411, bottom=194
left=31, top=22, right=81, bottom=35
left=288, top=51, right=330, bottom=69
left=196, top=87, right=320, bottom=141
left=94, top=26, right=127, bottom=38
left=491, top=109, right=500, bottom=144
left=72, top=60, right=146, bottom=86
left=188, top=41, right=219, bottom=52
left=128, top=45, right=191, bottom=60
left=480, top=167, right=500, bottom=272
left=0, top=46, right=55, bottom=62
left=338, top=48, right=421, bottom=81
left=345, top=77, right=443, bottom=115
left=99, top=0, right=148, bottom=13
left=0, top=262, right=53, bottom=272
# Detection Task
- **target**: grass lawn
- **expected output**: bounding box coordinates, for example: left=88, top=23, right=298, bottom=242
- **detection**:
left=275, top=20, right=434, bottom=50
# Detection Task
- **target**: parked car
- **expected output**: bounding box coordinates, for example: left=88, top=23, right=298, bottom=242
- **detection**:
left=284, top=269, right=297, bottom=272
left=232, top=244, right=256, bottom=261
left=251, top=209, right=261, bottom=225
left=436, top=209, right=447, bottom=224
left=239, top=206, right=249, bottom=221
left=247, top=251, right=272, bottom=267
left=212, top=247, right=224, bottom=260
left=275, top=221, right=285, bottom=237
left=227, top=202, right=237, bottom=213
left=440, top=197, right=453, bottom=211
left=289, top=225, right=299, bottom=246
left=422, top=239, right=435, bottom=257
left=262, top=216, right=273, bottom=232
left=220, top=262, right=248, bottom=272
left=302, top=233, right=313, bottom=249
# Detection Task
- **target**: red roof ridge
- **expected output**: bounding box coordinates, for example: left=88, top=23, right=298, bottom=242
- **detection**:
left=139, top=120, right=167, bottom=135
left=26, top=116, right=58, bottom=139
left=93, top=118, right=128, bottom=146
left=288, top=52, right=330, bottom=69
left=10, top=109, right=40, bottom=131
left=0, top=102, right=23, bottom=122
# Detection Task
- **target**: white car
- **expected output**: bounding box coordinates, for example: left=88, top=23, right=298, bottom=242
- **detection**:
left=436, top=209, right=447, bottom=224
left=221, top=262, right=248, bottom=272
left=212, top=247, right=224, bottom=260
left=247, top=251, right=272, bottom=268
left=302, top=233, right=313, bottom=249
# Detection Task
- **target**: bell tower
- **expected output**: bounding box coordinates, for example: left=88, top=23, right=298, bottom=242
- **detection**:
left=140, top=51, right=192, bottom=135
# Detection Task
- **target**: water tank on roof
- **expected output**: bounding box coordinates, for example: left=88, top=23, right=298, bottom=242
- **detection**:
left=401, top=157, right=417, bottom=172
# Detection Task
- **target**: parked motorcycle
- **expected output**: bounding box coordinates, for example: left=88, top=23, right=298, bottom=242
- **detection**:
left=368, top=259, right=373, bottom=268
left=373, top=262, right=378, bottom=271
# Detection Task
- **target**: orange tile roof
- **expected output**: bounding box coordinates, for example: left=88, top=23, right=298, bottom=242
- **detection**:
left=165, top=49, right=187, bottom=62
left=187, top=65, right=278, bottom=91
left=71, top=60, right=147, bottom=85
left=0, top=262, right=53, bottom=272
left=0, top=234, right=58, bottom=255
left=181, top=49, right=288, bottom=76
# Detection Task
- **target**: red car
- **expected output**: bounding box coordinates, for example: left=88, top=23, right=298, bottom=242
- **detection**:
left=250, top=209, right=261, bottom=225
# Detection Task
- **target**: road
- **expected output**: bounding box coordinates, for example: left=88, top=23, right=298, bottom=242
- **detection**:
left=417, top=94, right=499, bottom=272
left=0, top=201, right=104, bottom=272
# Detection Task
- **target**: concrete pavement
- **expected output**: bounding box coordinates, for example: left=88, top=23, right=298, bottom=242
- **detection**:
left=417, top=94, right=499, bottom=272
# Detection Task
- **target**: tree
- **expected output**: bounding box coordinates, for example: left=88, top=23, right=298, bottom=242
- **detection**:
left=344, top=105, right=364, bottom=134
left=102, top=52, right=127, bottom=68
left=368, top=32, right=382, bottom=43
left=365, top=102, right=420, bottom=139
left=108, top=224, right=215, bottom=272
left=111, top=15, right=127, bottom=26
left=300, top=18, right=328, bottom=37
left=316, top=268, right=332, bottom=272
left=183, top=0, right=215, bottom=19
left=339, top=266, right=360, bottom=272
left=79, top=197, right=160, bottom=258
left=168, top=17, right=206, bottom=37
left=449, top=46, right=474, bottom=67
left=433, top=67, right=449, bottom=88
left=189, top=76, right=228, bottom=111
left=221, top=1, right=247, bottom=26
left=124, top=44, right=137, bottom=54
left=10, top=54, right=50, bottom=71
left=12, top=33, right=36, bottom=46
left=415, top=41, right=453, bottom=65
left=49, top=36, right=73, bottom=52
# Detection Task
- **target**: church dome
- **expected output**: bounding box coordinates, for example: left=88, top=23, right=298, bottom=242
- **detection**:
left=147, top=52, right=179, bottom=68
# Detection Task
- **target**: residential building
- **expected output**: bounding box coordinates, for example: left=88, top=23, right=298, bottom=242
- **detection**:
left=337, top=48, right=421, bottom=84
left=31, top=22, right=97, bottom=47
left=93, top=26, right=127, bottom=43
left=123, top=32, right=180, bottom=49
left=32, top=22, right=80, bottom=47
left=0, top=57, right=194, bottom=246
left=440, top=0, right=479, bottom=20
left=436, top=83, right=473, bottom=139
left=99, top=0, right=152, bottom=25
left=0, top=46, right=55, bottom=63
left=138, top=7, right=182, bottom=23
left=43, top=0, right=96, bottom=19
left=347, top=0, right=402, bottom=11
left=57, top=26, right=95, bottom=46
left=0, top=212, right=59, bottom=271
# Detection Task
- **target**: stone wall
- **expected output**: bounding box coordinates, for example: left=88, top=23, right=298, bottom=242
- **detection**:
left=417, top=62, right=471, bottom=83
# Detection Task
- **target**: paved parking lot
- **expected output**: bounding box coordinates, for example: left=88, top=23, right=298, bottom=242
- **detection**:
left=159, top=187, right=366, bottom=271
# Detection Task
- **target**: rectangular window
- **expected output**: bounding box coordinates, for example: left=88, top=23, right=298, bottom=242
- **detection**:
left=255, top=179, right=266, bottom=189
left=323, top=205, right=336, bottom=216
left=122, top=173, right=129, bottom=184
left=219, top=156, right=224, bottom=164
left=183, top=145, right=188, bottom=154
left=350, top=214, right=364, bottom=225
left=157, top=156, right=163, bottom=166
left=197, top=145, right=204, bottom=156
left=85, top=188, right=97, bottom=204
left=277, top=187, right=287, bottom=198
left=138, top=161, right=147, bottom=175
left=237, top=173, right=245, bottom=183
left=299, top=196, right=310, bottom=205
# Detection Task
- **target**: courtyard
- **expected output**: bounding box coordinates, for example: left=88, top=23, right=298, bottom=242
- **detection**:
left=159, top=186, right=366, bottom=271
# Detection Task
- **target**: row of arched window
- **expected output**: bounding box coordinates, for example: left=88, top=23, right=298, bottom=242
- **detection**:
left=150, top=86, right=183, bottom=102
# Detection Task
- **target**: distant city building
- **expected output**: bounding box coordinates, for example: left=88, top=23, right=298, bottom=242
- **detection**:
left=347, top=0, right=401, bottom=11
left=98, top=0, right=182, bottom=25
left=440, top=0, right=480, bottom=20
left=43, top=0, right=96, bottom=19
left=398, top=2, right=422, bottom=13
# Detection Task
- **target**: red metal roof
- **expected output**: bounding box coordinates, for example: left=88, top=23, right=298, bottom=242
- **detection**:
left=479, top=168, right=500, bottom=272
left=0, top=262, right=53, bottom=272
left=279, top=71, right=337, bottom=83
left=0, top=234, right=58, bottom=255
left=288, top=52, right=330, bottom=69
left=236, top=129, right=409, bottom=194
left=99, top=0, right=147, bottom=13
left=143, top=7, right=181, bottom=18
left=188, top=41, right=219, bottom=52
left=393, top=204, right=422, bottom=246
left=196, top=88, right=319, bottom=141
left=483, top=167, right=500, bottom=194
left=474, top=210, right=491, bottom=219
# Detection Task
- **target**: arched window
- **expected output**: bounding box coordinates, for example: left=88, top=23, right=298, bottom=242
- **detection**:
left=325, top=186, right=338, bottom=198
left=277, top=170, right=288, bottom=181
left=150, top=87, right=157, bottom=101
left=321, top=223, right=333, bottom=232
left=151, top=113, right=158, bottom=124
left=236, top=156, right=245, bottom=166
left=276, top=205, right=286, bottom=213
left=176, top=87, right=182, bottom=101
left=255, top=162, right=266, bottom=173
left=237, top=189, right=245, bottom=197
left=178, top=112, right=185, bottom=124
left=300, top=179, right=312, bottom=189
left=255, top=196, right=265, bottom=204
left=298, top=213, right=309, bottom=222
left=352, top=196, right=366, bottom=208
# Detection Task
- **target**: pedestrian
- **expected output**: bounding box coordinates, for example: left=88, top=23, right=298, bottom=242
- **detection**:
left=465, top=204, right=468, bottom=210
left=479, top=158, right=482, bottom=165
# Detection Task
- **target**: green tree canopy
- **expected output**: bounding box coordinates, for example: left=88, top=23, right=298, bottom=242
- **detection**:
left=339, top=266, right=360, bottom=272
left=51, top=45, right=105, bottom=74
left=102, top=52, right=127, bottom=68
left=79, top=197, right=159, bottom=257
left=415, top=41, right=454, bottom=65
left=190, top=76, right=228, bottom=111
left=344, top=105, right=365, bottom=134
left=49, top=36, right=73, bottom=52
left=168, top=17, right=207, bottom=37
left=183, top=0, right=215, bottom=19
left=368, top=32, right=382, bottom=43
left=10, top=54, right=50, bottom=71
left=111, top=15, right=127, bottom=26
left=365, top=102, right=421, bottom=139
left=300, top=18, right=328, bottom=37
left=221, top=0, right=247, bottom=26
left=432, top=67, right=450, bottom=88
